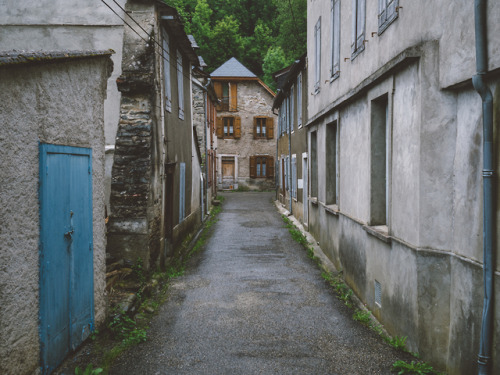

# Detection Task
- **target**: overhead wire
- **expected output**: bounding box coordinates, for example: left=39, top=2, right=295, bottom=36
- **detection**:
left=100, top=0, right=196, bottom=82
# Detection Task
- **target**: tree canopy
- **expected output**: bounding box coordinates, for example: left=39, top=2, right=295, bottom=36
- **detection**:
left=165, top=0, right=306, bottom=90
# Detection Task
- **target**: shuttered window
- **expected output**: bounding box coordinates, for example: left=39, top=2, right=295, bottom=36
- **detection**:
left=291, top=155, right=297, bottom=199
left=213, top=82, right=237, bottom=111
left=162, top=28, right=172, bottom=112
left=253, top=117, right=275, bottom=139
left=290, top=86, right=295, bottom=133
left=177, top=50, right=184, bottom=120
left=297, top=73, right=302, bottom=128
left=314, top=17, right=321, bottom=94
left=250, top=155, right=274, bottom=178
left=331, top=0, right=341, bottom=79
left=351, top=0, right=366, bottom=59
left=378, top=0, right=399, bottom=34
left=216, top=116, right=241, bottom=139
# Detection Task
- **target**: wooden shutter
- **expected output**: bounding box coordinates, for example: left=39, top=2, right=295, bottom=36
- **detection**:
left=234, top=116, right=241, bottom=139
left=249, top=156, right=256, bottom=178
left=253, top=117, right=257, bottom=139
left=267, top=156, right=274, bottom=178
left=267, top=117, right=274, bottom=139
left=229, top=82, right=238, bottom=111
left=214, top=81, right=222, bottom=110
left=216, top=117, right=223, bottom=138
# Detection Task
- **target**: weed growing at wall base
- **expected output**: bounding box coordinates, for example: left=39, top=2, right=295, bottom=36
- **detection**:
left=392, top=360, right=443, bottom=375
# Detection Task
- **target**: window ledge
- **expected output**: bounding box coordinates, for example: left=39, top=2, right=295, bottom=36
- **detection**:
left=324, top=204, right=340, bottom=216
left=351, top=44, right=365, bottom=62
left=329, top=72, right=340, bottom=83
left=310, top=197, right=318, bottom=206
left=363, top=225, right=391, bottom=243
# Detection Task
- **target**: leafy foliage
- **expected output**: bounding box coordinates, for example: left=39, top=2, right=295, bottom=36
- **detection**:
left=164, top=0, right=306, bottom=82
left=74, top=364, right=103, bottom=375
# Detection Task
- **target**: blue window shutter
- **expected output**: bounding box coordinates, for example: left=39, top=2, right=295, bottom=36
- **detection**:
left=179, top=162, right=185, bottom=221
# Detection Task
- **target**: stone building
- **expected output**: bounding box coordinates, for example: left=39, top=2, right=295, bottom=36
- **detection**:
left=0, top=50, right=112, bottom=375
left=273, top=54, right=308, bottom=225
left=107, top=0, right=201, bottom=270
left=211, top=57, right=277, bottom=190
left=193, top=61, right=219, bottom=213
left=305, top=0, right=500, bottom=373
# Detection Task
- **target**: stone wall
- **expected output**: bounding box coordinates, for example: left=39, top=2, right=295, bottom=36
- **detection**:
left=216, top=80, right=276, bottom=190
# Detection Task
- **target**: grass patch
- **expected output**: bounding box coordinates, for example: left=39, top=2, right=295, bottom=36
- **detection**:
left=392, top=360, right=443, bottom=374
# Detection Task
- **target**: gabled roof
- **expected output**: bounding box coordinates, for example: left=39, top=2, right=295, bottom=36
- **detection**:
left=211, top=57, right=257, bottom=78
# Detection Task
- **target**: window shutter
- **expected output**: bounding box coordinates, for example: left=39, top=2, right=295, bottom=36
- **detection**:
left=216, top=117, right=223, bottom=138
left=230, top=83, right=238, bottom=111
left=234, top=116, right=241, bottom=138
left=214, top=82, right=223, bottom=110
left=253, top=117, right=257, bottom=139
left=162, top=29, right=172, bottom=112
left=267, top=117, right=274, bottom=139
left=351, top=0, right=357, bottom=53
left=267, top=156, right=274, bottom=178
left=333, top=0, right=341, bottom=75
left=249, top=156, right=256, bottom=178
left=177, top=50, right=184, bottom=120
left=356, top=0, right=366, bottom=51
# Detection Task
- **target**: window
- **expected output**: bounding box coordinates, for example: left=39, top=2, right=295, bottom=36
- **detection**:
left=255, top=117, right=266, bottom=138
left=291, top=154, right=297, bottom=199
left=250, top=156, right=274, bottom=178
left=378, top=0, right=399, bottom=34
left=224, top=117, right=234, bottom=137
left=161, top=28, right=172, bottom=112
left=290, top=86, right=295, bottom=133
left=351, top=0, right=366, bottom=59
left=286, top=95, right=291, bottom=134
left=179, top=162, right=186, bottom=221
left=331, top=0, right=341, bottom=79
left=310, top=131, right=318, bottom=198
left=216, top=116, right=241, bottom=139
left=177, top=50, right=184, bottom=120
left=254, top=117, right=274, bottom=139
left=326, top=120, right=339, bottom=205
left=370, top=94, right=389, bottom=226
left=297, top=73, right=302, bottom=128
left=314, top=17, right=321, bottom=94
left=214, top=82, right=238, bottom=112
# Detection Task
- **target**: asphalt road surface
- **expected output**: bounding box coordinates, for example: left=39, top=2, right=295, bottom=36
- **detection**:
left=110, top=192, right=410, bottom=374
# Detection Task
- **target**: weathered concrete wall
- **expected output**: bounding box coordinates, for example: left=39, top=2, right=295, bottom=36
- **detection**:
left=0, top=0, right=126, bottom=215
left=306, top=1, right=500, bottom=372
left=0, top=55, right=111, bottom=375
left=216, top=80, right=276, bottom=190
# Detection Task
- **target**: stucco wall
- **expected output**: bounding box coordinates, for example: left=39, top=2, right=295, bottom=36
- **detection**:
left=0, top=0, right=126, bottom=215
left=0, top=56, right=110, bottom=375
left=306, top=1, right=500, bottom=372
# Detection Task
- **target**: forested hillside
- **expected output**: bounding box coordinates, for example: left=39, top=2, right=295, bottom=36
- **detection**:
left=165, top=0, right=306, bottom=90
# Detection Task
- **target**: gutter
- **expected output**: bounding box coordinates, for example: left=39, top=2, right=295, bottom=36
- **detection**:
left=473, top=0, right=495, bottom=373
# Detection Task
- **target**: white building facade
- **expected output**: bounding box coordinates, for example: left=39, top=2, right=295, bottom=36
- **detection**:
left=306, top=0, right=500, bottom=373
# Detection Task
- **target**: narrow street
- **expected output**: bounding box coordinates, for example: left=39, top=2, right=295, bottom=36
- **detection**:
left=110, top=192, right=409, bottom=374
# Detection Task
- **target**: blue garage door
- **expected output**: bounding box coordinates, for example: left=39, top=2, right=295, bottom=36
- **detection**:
left=39, top=144, right=94, bottom=374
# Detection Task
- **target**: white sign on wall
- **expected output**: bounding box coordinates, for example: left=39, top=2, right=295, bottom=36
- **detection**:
left=297, top=179, right=303, bottom=189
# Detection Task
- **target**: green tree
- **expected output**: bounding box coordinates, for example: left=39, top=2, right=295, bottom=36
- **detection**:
left=273, top=0, right=307, bottom=62
left=262, top=46, right=288, bottom=91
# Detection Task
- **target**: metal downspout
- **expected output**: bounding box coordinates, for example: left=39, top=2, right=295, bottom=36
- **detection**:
left=473, top=0, right=495, bottom=373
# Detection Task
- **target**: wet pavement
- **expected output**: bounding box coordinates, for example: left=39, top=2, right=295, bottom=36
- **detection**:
left=110, top=192, right=409, bottom=374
